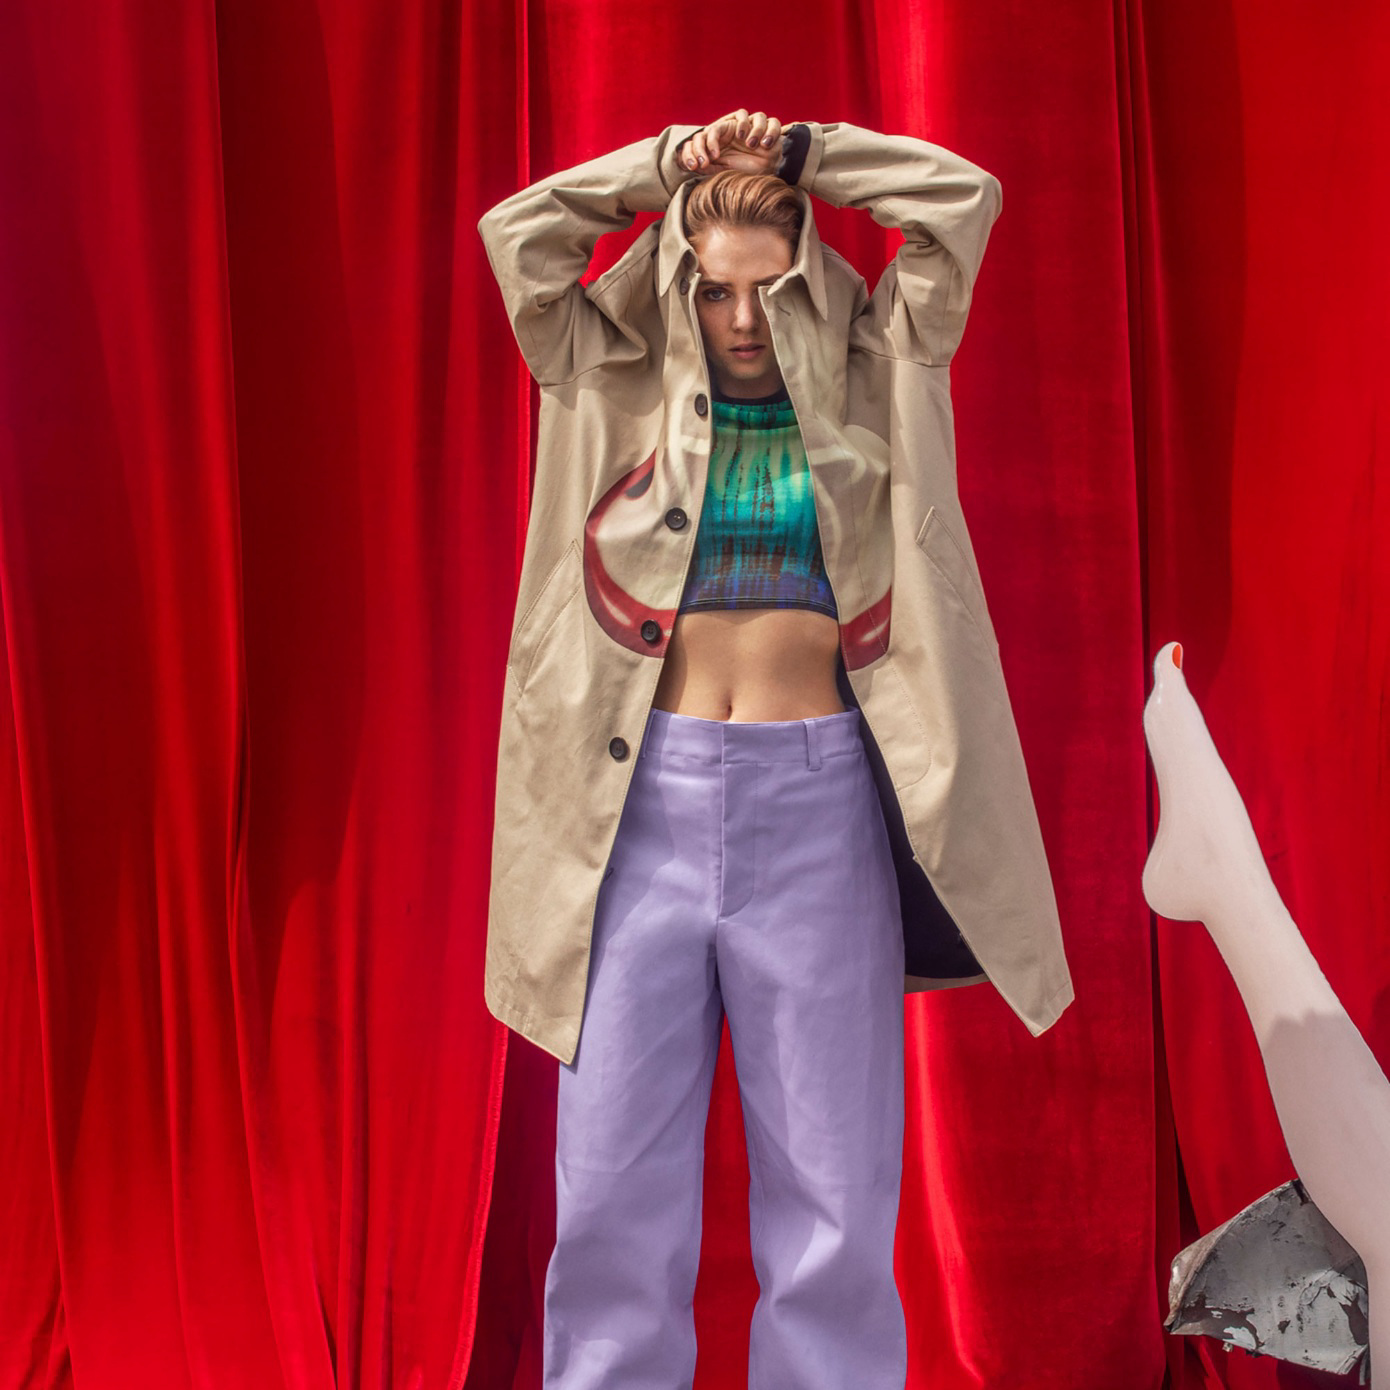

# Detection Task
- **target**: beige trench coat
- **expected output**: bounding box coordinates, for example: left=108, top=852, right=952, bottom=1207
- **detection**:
left=478, top=120, right=1073, bottom=1066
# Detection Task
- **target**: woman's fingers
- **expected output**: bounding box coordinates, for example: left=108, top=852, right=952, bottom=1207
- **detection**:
left=709, top=113, right=738, bottom=159
left=688, top=121, right=722, bottom=168
left=684, top=111, right=784, bottom=170
left=686, top=127, right=717, bottom=169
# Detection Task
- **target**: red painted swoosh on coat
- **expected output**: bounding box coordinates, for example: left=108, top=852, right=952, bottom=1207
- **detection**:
left=583, top=453, right=674, bottom=657
left=840, top=587, right=891, bottom=672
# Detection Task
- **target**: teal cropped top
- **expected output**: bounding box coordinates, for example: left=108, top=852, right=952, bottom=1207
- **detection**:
left=677, top=387, right=838, bottom=619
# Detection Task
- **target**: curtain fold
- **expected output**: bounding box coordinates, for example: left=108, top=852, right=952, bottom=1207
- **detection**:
left=1, top=2, right=1385, bottom=1388
left=2, top=0, right=517, bottom=1384
left=0, top=2, right=279, bottom=1384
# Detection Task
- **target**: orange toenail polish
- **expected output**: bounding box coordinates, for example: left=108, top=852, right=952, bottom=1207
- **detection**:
left=1172, top=643, right=1183, bottom=670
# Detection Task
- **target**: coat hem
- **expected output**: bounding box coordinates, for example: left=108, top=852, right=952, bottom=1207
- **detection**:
left=484, top=983, right=579, bottom=1067
left=902, top=968, right=1074, bottom=1039
left=904, top=971, right=988, bottom=994
left=1020, top=974, right=1075, bottom=1036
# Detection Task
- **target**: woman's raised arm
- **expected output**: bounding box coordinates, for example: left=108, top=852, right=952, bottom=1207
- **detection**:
left=477, top=125, right=700, bottom=386
left=785, top=121, right=1003, bottom=366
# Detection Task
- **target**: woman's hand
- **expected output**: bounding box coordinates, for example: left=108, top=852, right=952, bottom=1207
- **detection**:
left=681, top=110, right=785, bottom=175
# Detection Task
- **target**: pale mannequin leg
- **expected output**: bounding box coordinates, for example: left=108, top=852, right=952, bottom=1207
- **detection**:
left=1142, top=640, right=1390, bottom=1376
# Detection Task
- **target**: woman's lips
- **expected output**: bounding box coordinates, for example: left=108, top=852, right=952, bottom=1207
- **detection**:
left=731, top=345, right=765, bottom=356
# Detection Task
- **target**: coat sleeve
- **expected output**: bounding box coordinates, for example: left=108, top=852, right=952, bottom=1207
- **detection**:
left=476, top=125, right=703, bottom=387
left=786, top=121, right=1003, bottom=366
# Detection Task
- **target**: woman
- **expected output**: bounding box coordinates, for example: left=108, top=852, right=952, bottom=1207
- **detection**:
left=478, top=109, right=1072, bottom=1388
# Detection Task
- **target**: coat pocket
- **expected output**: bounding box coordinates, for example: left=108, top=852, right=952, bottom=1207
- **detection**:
left=913, top=507, right=1001, bottom=662
left=507, top=541, right=584, bottom=695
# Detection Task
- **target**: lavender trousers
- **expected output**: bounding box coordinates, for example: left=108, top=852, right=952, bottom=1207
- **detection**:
left=543, top=706, right=908, bottom=1389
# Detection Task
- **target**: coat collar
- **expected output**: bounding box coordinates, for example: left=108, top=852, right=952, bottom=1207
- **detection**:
left=655, top=182, right=829, bottom=321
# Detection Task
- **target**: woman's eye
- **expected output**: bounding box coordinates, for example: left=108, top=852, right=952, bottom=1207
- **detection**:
left=702, top=288, right=727, bottom=301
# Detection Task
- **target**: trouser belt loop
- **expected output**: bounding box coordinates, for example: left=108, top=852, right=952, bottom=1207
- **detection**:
left=804, top=718, right=822, bottom=771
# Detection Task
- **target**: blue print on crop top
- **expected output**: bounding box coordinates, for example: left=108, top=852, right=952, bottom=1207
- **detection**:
left=677, top=389, right=839, bottom=619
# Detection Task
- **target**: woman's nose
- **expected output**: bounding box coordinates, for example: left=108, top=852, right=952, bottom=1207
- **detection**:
left=734, top=295, right=761, bottom=331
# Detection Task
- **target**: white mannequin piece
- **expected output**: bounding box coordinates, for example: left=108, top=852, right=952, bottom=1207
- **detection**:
left=1142, top=639, right=1390, bottom=1380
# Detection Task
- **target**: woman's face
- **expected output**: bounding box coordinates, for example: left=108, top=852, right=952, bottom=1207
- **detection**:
left=689, top=224, right=794, bottom=400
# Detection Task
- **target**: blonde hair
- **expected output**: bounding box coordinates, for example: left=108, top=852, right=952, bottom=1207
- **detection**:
left=682, top=170, right=803, bottom=253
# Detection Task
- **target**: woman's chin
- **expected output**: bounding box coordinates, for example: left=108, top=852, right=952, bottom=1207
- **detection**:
left=718, top=357, right=781, bottom=395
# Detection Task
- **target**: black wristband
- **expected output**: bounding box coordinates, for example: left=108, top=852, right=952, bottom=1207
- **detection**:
left=776, top=123, right=812, bottom=185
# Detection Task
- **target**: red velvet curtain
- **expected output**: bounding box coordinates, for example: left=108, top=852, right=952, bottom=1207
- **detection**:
left=1, top=2, right=1385, bottom=1388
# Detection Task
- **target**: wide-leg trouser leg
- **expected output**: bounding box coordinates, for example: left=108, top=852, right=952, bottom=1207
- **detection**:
left=716, top=717, right=907, bottom=1390
left=543, top=723, right=726, bottom=1389
left=543, top=706, right=906, bottom=1390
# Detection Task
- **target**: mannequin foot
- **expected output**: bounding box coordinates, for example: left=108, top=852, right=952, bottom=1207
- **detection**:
left=1141, top=642, right=1274, bottom=923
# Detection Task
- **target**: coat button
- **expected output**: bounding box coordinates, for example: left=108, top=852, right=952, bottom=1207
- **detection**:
left=640, top=619, right=662, bottom=644
left=608, top=736, right=629, bottom=761
left=664, top=507, right=687, bottom=530
left=678, top=276, right=690, bottom=295
left=694, top=393, right=708, bottom=417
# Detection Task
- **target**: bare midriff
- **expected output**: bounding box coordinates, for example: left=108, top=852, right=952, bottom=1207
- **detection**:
left=651, top=608, right=846, bottom=722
